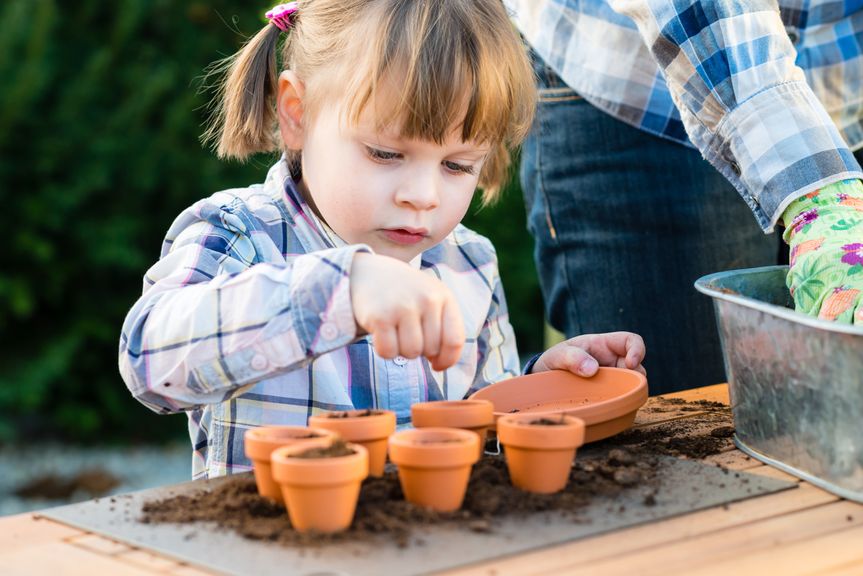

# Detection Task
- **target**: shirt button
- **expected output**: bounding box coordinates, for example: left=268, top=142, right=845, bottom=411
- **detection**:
left=251, top=354, right=268, bottom=371
left=393, top=355, right=408, bottom=366
left=729, top=161, right=741, bottom=176
left=320, top=322, right=339, bottom=341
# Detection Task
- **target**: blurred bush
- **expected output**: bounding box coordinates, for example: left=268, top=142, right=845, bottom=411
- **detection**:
left=0, top=1, right=542, bottom=444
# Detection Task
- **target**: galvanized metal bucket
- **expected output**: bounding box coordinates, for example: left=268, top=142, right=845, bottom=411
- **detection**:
left=695, top=265, right=863, bottom=502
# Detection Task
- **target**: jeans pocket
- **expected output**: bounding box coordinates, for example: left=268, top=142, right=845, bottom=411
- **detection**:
left=529, top=48, right=582, bottom=102
left=538, top=85, right=582, bottom=103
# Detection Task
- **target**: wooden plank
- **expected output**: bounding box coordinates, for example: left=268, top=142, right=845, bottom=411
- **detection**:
left=118, top=549, right=185, bottom=572
left=688, top=522, right=863, bottom=576
left=168, top=563, right=218, bottom=575
left=814, top=559, right=863, bottom=576
left=539, top=499, right=862, bottom=576
left=0, top=540, right=160, bottom=576
left=439, top=482, right=836, bottom=576
left=702, top=450, right=760, bottom=471
left=0, top=514, right=83, bottom=554
left=633, top=384, right=730, bottom=427
left=743, top=464, right=801, bottom=484
left=660, top=384, right=729, bottom=405
left=69, top=532, right=136, bottom=556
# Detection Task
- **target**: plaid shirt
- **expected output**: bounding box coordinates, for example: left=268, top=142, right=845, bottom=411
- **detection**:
left=506, top=0, right=863, bottom=230
left=119, top=160, right=519, bottom=479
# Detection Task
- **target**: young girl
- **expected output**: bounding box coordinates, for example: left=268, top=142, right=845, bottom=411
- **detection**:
left=119, top=0, right=645, bottom=479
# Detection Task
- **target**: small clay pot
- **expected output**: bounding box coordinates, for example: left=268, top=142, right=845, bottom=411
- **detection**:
left=468, top=367, right=648, bottom=443
left=270, top=440, right=369, bottom=534
left=411, top=400, right=494, bottom=458
left=497, top=414, right=585, bottom=494
left=388, top=427, right=480, bottom=512
left=244, top=426, right=338, bottom=503
left=308, top=409, right=396, bottom=477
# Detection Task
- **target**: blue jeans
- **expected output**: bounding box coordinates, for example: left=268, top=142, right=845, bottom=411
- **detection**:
left=520, top=53, right=779, bottom=394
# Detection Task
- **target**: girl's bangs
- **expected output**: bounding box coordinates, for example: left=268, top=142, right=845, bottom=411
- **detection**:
left=338, top=5, right=522, bottom=147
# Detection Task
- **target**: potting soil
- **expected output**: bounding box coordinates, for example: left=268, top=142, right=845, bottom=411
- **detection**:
left=40, top=397, right=795, bottom=576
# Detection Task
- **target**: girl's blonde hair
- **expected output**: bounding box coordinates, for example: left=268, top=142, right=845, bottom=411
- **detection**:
left=203, top=0, right=536, bottom=203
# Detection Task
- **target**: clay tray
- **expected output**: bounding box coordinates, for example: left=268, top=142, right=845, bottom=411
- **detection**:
left=40, top=454, right=792, bottom=576
left=470, top=367, right=648, bottom=442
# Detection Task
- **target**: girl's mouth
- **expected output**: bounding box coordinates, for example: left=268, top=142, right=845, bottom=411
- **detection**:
left=382, top=228, right=429, bottom=245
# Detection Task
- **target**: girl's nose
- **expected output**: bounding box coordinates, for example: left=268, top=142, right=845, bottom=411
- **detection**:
left=395, top=170, right=440, bottom=210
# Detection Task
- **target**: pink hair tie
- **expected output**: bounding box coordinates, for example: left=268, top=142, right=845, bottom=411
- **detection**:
left=266, top=2, right=298, bottom=32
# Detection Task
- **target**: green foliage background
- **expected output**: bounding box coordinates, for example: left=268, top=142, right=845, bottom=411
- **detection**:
left=0, top=1, right=542, bottom=444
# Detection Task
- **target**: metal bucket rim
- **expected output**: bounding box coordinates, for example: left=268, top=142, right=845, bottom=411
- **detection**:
left=694, top=265, right=863, bottom=336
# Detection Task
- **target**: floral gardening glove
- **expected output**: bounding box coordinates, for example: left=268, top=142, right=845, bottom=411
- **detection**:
left=782, top=179, right=863, bottom=324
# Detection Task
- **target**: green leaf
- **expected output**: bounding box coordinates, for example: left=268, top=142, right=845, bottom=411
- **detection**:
left=831, top=218, right=861, bottom=231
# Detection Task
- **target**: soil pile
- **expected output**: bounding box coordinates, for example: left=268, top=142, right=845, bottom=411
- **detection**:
left=139, top=396, right=735, bottom=546
left=141, top=448, right=658, bottom=547
left=600, top=397, right=735, bottom=459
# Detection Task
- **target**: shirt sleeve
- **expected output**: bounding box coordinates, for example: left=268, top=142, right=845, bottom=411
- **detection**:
left=609, top=0, right=863, bottom=231
left=466, top=247, right=520, bottom=397
left=118, top=200, right=369, bottom=415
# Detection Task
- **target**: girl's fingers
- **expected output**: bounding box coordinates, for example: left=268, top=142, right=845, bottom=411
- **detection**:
left=624, top=333, right=646, bottom=368
left=430, top=296, right=464, bottom=371
left=421, top=300, right=443, bottom=361
left=542, top=346, right=598, bottom=377
left=397, top=314, right=424, bottom=359
left=372, top=323, right=399, bottom=359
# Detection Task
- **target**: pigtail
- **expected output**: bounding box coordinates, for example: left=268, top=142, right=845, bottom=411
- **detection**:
left=201, top=23, right=284, bottom=160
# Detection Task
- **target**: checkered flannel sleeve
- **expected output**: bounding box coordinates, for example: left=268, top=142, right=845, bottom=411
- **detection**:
left=610, top=0, right=863, bottom=231
left=118, top=199, right=368, bottom=414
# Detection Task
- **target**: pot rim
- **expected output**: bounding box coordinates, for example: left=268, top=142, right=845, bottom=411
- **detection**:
left=308, top=409, right=397, bottom=442
left=497, top=414, right=586, bottom=450
left=244, top=425, right=338, bottom=462
left=271, top=441, right=369, bottom=486
left=388, top=427, right=480, bottom=468
left=411, top=400, right=494, bottom=429
left=470, top=367, right=647, bottom=426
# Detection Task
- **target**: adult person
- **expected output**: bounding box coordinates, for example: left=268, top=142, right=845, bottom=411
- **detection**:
left=505, top=0, right=863, bottom=394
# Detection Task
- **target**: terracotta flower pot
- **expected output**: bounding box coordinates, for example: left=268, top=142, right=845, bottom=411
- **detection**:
left=497, top=414, right=586, bottom=494
left=270, top=440, right=369, bottom=534
left=411, top=400, right=494, bottom=458
left=243, top=425, right=338, bottom=503
left=388, top=427, right=480, bottom=512
left=307, top=409, right=396, bottom=477
left=469, top=367, right=648, bottom=443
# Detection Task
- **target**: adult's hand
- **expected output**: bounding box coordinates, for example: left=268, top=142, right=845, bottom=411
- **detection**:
left=783, top=179, right=863, bottom=324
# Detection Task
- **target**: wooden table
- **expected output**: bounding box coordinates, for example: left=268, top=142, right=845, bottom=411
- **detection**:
left=2, top=384, right=862, bottom=576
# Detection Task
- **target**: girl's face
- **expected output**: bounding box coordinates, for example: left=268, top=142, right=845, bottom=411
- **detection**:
left=280, top=74, right=489, bottom=263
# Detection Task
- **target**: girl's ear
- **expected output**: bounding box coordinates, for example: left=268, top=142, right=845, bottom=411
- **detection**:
left=277, top=70, right=305, bottom=150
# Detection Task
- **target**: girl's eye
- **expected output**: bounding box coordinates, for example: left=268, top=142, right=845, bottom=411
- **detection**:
left=365, top=146, right=401, bottom=162
left=444, top=160, right=476, bottom=176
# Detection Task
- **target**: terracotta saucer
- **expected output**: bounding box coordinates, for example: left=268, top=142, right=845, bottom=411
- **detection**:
left=468, top=367, right=648, bottom=443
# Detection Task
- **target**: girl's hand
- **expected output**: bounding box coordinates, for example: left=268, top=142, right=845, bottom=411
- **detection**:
left=350, top=253, right=465, bottom=371
left=530, top=332, right=646, bottom=377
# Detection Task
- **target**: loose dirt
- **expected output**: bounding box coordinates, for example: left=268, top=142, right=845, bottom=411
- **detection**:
left=290, top=439, right=355, bottom=459
left=140, top=396, right=735, bottom=547
left=323, top=409, right=379, bottom=419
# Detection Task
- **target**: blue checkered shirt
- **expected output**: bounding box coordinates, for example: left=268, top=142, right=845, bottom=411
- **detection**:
left=506, top=0, right=863, bottom=231
left=119, top=160, right=519, bottom=479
